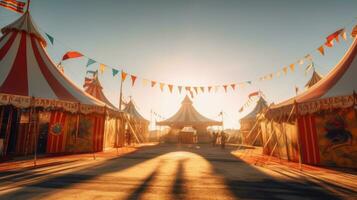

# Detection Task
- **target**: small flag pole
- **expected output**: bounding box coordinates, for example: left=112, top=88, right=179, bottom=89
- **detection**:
left=118, top=78, right=124, bottom=111
left=26, top=0, right=31, bottom=12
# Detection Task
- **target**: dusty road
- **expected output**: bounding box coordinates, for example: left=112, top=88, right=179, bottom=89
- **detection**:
left=0, top=144, right=356, bottom=200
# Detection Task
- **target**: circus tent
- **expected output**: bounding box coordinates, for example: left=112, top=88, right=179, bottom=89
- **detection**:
left=0, top=11, right=117, bottom=157
left=157, top=96, right=222, bottom=143
left=305, top=70, right=323, bottom=89
left=239, top=96, right=268, bottom=146
left=261, top=38, right=357, bottom=168
left=122, top=100, right=149, bottom=142
left=83, top=74, right=117, bottom=108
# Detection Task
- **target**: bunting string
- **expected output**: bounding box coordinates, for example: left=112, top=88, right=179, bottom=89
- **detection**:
left=38, top=18, right=357, bottom=96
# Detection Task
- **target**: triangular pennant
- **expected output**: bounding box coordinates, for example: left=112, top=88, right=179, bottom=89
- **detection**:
left=208, top=86, right=212, bottom=93
left=298, top=59, right=304, bottom=65
left=62, top=51, right=83, bottom=61
left=185, top=86, right=191, bottom=92
left=159, top=83, right=165, bottom=92
left=341, top=31, right=347, bottom=41
left=351, top=25, right=357, bottom=37
left=168, top=84, right=173, bottom=93
left=131, top=75, right=137, bottom=86
left=121, top=71, right=127, bottom=81
left=304, top=54, right=313, bottom=62
left=193, top=87, right=198, bottom=94
left=247, top=81, right=252, bottom=84
left=142, top=79, right=149, bottom=86
left=283, top=67, right=288, bottom=75
left=112, top=68, right=119, bottom=77
left=151, top=81, right=157, bottom=87
left=86, top=59, right=96, bottom=67
left=325, top=40, right=334, bottom=47
left=200, top=86, right=205, bottom=93
left=178, top=86, right=183, bottom=94
left=45, top=33, right=54, bottom=45
left=289, top=64, right=295, bottom=72
left=99, top=63, right=106, bottom=74
left=317, top=45, right=325, bottom=55
left=230, top=84, right=236, bottom=90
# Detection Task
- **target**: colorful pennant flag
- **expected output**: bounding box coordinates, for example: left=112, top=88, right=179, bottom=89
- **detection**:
left=289, top=64, right=295, bottom=72
left=0, top=0, right=25, bottom=13
left=326, top=28, right=344, bottom=47
left=121, top=71, right=127, bottom=82
left=223, top=85, right=228, bottom=93
left=194, top=87, right=199, bottom=94
left=230, top=84, right=236, bottom=90
left=298, top=59, right=304, bottom=65
left=159, top=83, right=165, bottom=92
left=185, top=86, right=191, bottom=92
left=208, top=86, right=212, bottom=93
left=200, top=86, right=205, bottom=93
left=45, top=33, right=54, bottom=45
left=151, top=81, right=157, bottom=87
left=305, top=54, right=313, bottom=62
left=341, top=31, right=347, bottom=41
left=86, top=59, right=96, bottom=67
left=283, top=67, right=288, bottom=75
left=168, top=84, right=173, bottom=93
left=317, top=45, right=325, bottom=55
left=62, top=51, right=83, bottom=61
left=178, top=86, right=182, bottom=94
left=142, top=79, right=149, bottom=86
left=99, top=63, right=106, bottom=74
left=352, top=25, right=357, bottom=37
left=112, top=69, right=119, bottom=77
left=131, top=75, right=137, bottom=86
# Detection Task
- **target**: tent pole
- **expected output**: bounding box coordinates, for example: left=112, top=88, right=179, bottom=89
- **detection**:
left=0, top=107, right=4, bottom=156
left=118, top=79, right=124, bottom=111
left=294, top=101, right=303, bottom=171
left=3, top=106, right=14, bottom=157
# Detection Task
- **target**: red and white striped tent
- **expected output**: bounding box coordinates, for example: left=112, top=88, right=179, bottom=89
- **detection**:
left=84, top=75, right=117, bottom=109
left=263, top=37, right=357, bottom=168
left=0, top=11, right=107, bottom=110
left=0, top=11, right=113, bottom=157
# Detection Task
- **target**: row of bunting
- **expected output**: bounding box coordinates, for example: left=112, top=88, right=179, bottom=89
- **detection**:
left=46, top=23, right=357, bottom=96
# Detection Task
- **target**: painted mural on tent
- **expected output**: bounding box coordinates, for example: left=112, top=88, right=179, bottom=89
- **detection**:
left=315, top=109, right=357, bottom=168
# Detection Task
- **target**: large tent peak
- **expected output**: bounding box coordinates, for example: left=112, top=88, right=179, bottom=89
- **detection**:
left=1, top=11, right=46, bottom=47
left=182, top=95, right=193, bottom=104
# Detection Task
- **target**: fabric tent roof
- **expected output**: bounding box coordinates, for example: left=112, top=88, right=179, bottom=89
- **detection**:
left=84, top=75, right=117, bottom=108
left=272, top=38, right=357, bottom=109
left=305, top=70, right=323, bottom=89
left=240, top=96, right=268, bottom=121
left=0, top=12, right=105, bottom=107
left=122, top=100, right=149, bottom=123
left=156, top=96, right=222, bottom=127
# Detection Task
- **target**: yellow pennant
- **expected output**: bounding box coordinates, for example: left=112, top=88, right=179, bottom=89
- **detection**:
left=99, top=63, right=106, bottom=74
left=283, top=67, right=288, bottom=75
left=142, top=79, right=149, bottom=86
left=159, top=83, right=165, bottom=92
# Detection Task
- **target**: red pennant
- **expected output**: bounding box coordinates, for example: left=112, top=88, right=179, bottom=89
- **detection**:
left=131, top=75, right=137, bottom=86
left=230, top=84, right=236, bottom=90
left=223, top=85, right=228, bottom=93
left=62, top=51, right=83, bottom=61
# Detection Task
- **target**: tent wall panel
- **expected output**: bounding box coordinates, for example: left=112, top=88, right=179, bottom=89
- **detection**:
left=284, top=122, right=300, bottom=162
left=46, top=111, right=68, bottom=154
left=297, top=115, right=320, bottom=165
left=314, top=109, right=357, bottom=168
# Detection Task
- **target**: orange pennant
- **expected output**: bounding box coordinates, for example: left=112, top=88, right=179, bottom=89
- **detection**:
left=121, top=71, right=127, bottom=81
left=289, top=64, right=295, bottom=72
left=352, top=25, right=357, bottom=37
left=283, top=67, right=288, bottom=75
left=230, top=84, right=236, bottom=90
left=185, top=86, right=191, bottom=92
left=168, top=84, right=173, bottom=93
left=317, top=45, right=325, bottom=56
left=131, top=75, right=137, bottom=86
left=151, top=81, right=157, bottom=87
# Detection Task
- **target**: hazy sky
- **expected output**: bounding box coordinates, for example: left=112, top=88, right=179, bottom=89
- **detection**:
left=1, top=0, right=356, bottom=128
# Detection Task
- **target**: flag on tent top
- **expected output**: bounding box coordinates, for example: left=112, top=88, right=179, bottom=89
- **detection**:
left=248, top=91, right=260, bottom=99
left=0, top=0, right=25, bottom=13
left=62, top=51, right=83, bottom=61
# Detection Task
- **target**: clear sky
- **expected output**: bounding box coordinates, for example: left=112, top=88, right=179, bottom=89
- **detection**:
left=1, top=0, right=356, bottom=129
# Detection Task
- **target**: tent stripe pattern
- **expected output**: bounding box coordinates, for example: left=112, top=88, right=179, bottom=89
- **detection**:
left=0, top=12, right=105, bottom=106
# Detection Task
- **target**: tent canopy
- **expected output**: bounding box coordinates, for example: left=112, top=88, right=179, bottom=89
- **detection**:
left=240, top=96, right=268, bottom=121
left=271, top=38, right=357, bottom=112
left=84, top=75, right=117, bottom=109
left=0, top=12, right=106, bottom=108
left=123, top=100, right=149, bottom=123
left=157, top=96, right=222, bottom=127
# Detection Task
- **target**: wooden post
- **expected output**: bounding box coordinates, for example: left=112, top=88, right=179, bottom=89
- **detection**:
left=33, top=109, right=39, bottom=167
left=3, top=107, right=14, bottom=157
left=294, top=101, right=303, bottom=171
left=118, top=78, right=124, bottom=111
